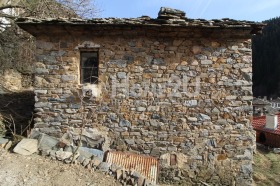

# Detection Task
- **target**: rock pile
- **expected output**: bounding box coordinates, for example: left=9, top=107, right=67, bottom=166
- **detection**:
left=0, top=132, right=156, bottom=186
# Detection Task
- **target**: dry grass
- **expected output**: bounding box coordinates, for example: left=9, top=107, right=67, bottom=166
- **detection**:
left=253, top=148, right=280, bottom=186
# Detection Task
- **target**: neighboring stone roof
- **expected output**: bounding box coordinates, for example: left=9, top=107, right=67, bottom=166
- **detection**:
left=253, top=98, right=271, bottom=105
left=271, top=98, right=280, bottom=103
left=15, top=7, right=265, bottom=35
left=264, top=105, right=279, bottom=115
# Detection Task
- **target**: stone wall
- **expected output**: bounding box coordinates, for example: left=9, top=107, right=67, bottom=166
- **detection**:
left=32, top=27, right=254, bottom=185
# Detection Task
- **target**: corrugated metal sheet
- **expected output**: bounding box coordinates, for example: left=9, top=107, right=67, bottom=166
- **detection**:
left=106, top=151, right=159, bottom=184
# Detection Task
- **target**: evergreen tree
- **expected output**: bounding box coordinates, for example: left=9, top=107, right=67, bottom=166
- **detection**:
left=253, top=17, right=280, bottom=98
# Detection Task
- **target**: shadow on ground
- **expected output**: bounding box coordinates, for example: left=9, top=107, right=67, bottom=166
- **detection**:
left=0, top=91, right=34, bottom=137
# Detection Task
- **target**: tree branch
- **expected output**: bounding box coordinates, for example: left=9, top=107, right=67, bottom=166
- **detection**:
left=0, top=12, right=17, bottom=19
left=0, top=5, right=24, bottom=11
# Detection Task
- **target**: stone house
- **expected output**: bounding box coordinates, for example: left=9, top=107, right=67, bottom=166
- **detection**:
left=270, top=98, right=280, bottom=109
left=16, top=8, right=264, bottom=185
left=252, top=97, right=272, bottom=116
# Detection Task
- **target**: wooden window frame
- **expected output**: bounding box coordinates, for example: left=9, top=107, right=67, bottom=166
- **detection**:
left=80, top=49, right=99, bottom=84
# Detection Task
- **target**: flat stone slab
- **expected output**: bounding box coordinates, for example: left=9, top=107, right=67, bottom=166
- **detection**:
left=13, top=139, right=38, bottom=155
left=78, top=147, right=104, bottom=162
left=38, top=133, right=59, bottom=151
left=0, top=137, right=9, bottom=147
left=29, top=130, right=41, bottom=139
left=273, top=148, right=280, bottom=154
left=0, top=137, right=12, bottom=150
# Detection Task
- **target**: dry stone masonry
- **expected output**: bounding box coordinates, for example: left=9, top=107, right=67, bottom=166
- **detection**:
left=16, top=8, right=265, bottom=185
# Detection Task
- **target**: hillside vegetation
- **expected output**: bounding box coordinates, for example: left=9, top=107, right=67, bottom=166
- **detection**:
left=253, top=148, right=280, bottom=185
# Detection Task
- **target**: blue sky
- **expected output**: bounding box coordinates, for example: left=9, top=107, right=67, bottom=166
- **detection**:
left=95, top=0, right=280, bottom=22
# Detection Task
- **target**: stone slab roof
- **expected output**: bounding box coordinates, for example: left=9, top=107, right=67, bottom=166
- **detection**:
left=15, top=7, right=265, bottom=35
left=16, top=16, right=264, bottom=33
left=15, top=7, right=265, bottom=38
left=253, top=98, right=271, bottom=105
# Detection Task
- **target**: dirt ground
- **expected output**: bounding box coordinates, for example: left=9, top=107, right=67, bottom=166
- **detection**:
left=0, top=148, right=121, bottom=186
left=1, top=147, right=279, bottom=186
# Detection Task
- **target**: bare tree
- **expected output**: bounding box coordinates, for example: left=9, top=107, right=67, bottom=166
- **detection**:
left=55, top=0, right=98, bottom=18
left=0, top=0, right=99, bottom=77
left=0, top=0, right=98, bottom=19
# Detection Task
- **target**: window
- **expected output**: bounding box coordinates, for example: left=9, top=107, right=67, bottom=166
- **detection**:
left=80, top=51, right=99, bottom=84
